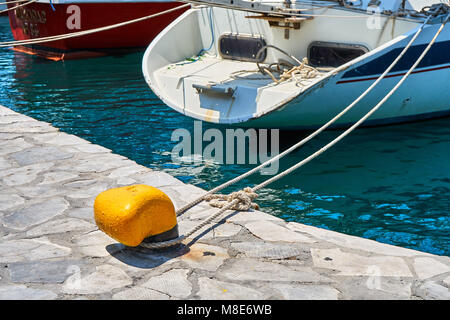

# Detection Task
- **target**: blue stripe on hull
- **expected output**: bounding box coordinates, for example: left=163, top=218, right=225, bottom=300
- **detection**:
left=342, top=40, right=450, bottom=79
left=241, top=109, right=450, bottom=130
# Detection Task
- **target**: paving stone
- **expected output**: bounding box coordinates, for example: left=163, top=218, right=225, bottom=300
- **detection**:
left=0, top=107, right=18, bottom=116
left=142, top=269, right=192, bottom=298
left=202, top=222, right=242, bottom=239
left=72, top=230, right=123, bottom=258
left=414, top=281, right=450, bottom=300
left=38, top=171, right=79, bottom=185
left=25, top=218, right=96, bottom=237
left=413, top=257, right=450, bottom=280
left=116, top=177, right=137, bottom=185
left=56, top=156, right=132, bottom=173
left=231, top=241, right=302, bottom=260
left=226, top=210, right=285, bottom=224
left=67, top=207, right=94, bottom=221
left=245, top=221, right=315, bottom=243
left=33, top=132, right=88, bottom=146
left=180, top=243, right=229, bottom=272
left=108, top=165, right=150, bottom=179
left=0, top=133, right=22, bottom=140
left=197, top=277, right=268, bottom=300
left=10, top=146, right=73, bottom=166
left=444, top=276, right=450, bottom=287
left=0, top=162, right=54, bottom=186
left=0, top=121, right=57, bottom=133
left=0, top=238, right=71, bottom=263
left=0, top=138, right=33, bottom=155
left=16, top=184, right=65, bottom=198
left=113, top=287, right=170, bottom=300
left=219, top=258, right=329, bottom=282
left=185, top=204, right=220, bottom=220
left=62, top=264, right=133, bottom=295
left=272, top=284, right=340, bottom=300
left=29, top=132, right=59, bottom=142
left=311, top=248, right=413, bottom=277
left=63, top=179, right=98, bottom=188
left=65, top=183, right=108, bottom=199
left=178, top=217, right=213, bottom=239
left=0, top=115, right=32, bottom=124
left=337, top=276, right=412, bottom=300
left=78, top=196, right=98, bottom=207
left=159, top=185, right=206, bottom=211
left=0, top=193, right=25, bottom=211
left=2, top=198, right=69, bottom=230
left=107, top=247, right=178, bottom=271
left=9, top=260, right=82, bottom=283
left=71, top=143, right=111, bottom=154
left=0, top=285, right=57, bottom=300
left=136, top=171, right=185, bottom=188
left=288, top=222, right=431, bottom=257
left=0, top=157, right=12, bottom=170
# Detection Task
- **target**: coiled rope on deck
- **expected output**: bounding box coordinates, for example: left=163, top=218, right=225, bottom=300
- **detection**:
left=140, top=6, right=450, bottom=249
left=0, top=3, right=191, bottom=48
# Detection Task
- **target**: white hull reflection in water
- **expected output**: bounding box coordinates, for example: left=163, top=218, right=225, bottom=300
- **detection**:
left=143, top=0, right=450, bottom=129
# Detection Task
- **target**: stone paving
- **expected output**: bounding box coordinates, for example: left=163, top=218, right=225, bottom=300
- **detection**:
left=0, top=105, right=449, bottom=300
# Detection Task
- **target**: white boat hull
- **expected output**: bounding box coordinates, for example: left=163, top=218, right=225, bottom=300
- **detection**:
left=143, top=3, right=450, bottom=129
left=244, top=27, right=450, bottom=129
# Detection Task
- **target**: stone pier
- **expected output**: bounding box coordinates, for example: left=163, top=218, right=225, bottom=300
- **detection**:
left=0, top=105, right=449, bottom=300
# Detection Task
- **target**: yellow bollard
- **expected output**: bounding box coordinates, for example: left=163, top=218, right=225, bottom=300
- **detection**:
left=94, top=185, right=178, bottom=247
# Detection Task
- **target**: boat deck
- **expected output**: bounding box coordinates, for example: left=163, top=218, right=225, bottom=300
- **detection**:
left=153, top=55, right=328, bottom=123
left=156, top=54, right=326, bottom=92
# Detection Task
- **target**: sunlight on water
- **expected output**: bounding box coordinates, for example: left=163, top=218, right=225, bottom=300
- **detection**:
left=1, top=16, right=449, bottom=255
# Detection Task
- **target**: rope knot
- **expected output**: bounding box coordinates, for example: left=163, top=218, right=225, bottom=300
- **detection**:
left=204, top=187, right=259, bottom=211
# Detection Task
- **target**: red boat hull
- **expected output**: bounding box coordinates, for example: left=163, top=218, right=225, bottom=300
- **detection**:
left=7, top=1, right=186, bottom=60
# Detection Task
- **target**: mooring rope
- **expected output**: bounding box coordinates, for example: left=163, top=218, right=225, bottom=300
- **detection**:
left=251, top=11, right=450, bottom=193
left=0, top=0, right=28, bottom=5
left=0, top=3, right=191, bottom=48
left=204, top=187, right=259, bottom=211
left=141, top=8, right=449, bottom=249
left=174, top=13, right=433, bottom=217
left=0, top=0, right=37, bottom=14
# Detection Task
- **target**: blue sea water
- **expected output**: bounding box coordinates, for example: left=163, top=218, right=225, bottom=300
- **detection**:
left=1, top=17, right=449, bottom=256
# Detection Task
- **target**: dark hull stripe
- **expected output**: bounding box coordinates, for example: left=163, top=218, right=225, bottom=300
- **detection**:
left=337, top=64, right=450, bottom=84
left=341, top=40, right=450, bottom=79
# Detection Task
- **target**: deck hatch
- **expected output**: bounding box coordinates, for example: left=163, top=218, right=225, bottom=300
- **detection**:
left=308, top=41, right=369, bottom=67
left=219, top=33, right=267, bottom=63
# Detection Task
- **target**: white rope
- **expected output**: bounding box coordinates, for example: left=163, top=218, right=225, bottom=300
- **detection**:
left=140, top=198, right=241, bottom=249
left=0, top=3, right=191, bottom=48
left=279, top=57, right=319, bottom=83
left=253, top=11, right=450, bottom=192
left=0, top=0, right=28, bottom=5
left=141, top=10, right=449, bottom=250
left=174, top=14, right=432, bottom=217
left=204, top=187, right=259, bottom=210
left=0, top=0, right=37, bottom=14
